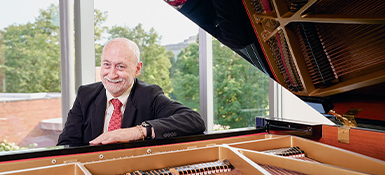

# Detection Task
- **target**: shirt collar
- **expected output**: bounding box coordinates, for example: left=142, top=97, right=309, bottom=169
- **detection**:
left=106, top=81, right=134, bottom=106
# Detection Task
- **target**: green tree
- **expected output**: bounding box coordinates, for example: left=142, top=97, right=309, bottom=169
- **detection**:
left=171, top=43, right=200, bottom=111
left=172, top=38, right=269, bottom=129
left=106, top=24, right=173, bottom=96
left=1, top=4, right=61, bottom=92
left=94, top=9, right=108, bottom=66
left=212, top=40, right=269, bottom=128
left=0, top=4, right=108, bottom=92
left=0, top=31, right=5, bottom=92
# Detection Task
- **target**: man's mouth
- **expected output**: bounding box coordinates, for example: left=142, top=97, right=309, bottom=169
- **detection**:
left=104, top=76, right=123, bottom=83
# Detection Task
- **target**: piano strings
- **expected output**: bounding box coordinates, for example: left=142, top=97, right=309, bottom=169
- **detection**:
left=256, top=163, right=308, bottom=175
left=303, top=0, right=385, bottom=16
left=123, top=147, right=317, bottom=174
left=250, top=0, right=309, bottom=14
left=262, top=146, right=318, bottom=162
left=254, top=146, right=318, bottom=174
left=250, top=0, right=273, bottom=13
left=267, top=30, right=304, bottom=92
left=124, top=159, right=242, bottom=175
left=315, top=23, right=385, bottom=78
left=291, top=22, right=338, bottom=88
left=291, top=22, right=385, bottom=88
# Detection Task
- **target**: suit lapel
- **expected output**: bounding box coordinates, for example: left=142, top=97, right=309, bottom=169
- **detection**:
left=122, top=78, right=138, bottom=128
left=121, top=98, right=137, bottom=128
left=91, top=88, right=107, bottom=139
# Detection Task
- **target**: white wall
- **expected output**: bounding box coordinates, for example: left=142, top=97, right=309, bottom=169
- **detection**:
left=270, top=78, right=334, bottom=125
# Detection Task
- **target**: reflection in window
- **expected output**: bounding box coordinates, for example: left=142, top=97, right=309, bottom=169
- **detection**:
left=171, top=38, right=270, bottom=131
left=94, top=1, right=269, bottom=132
left=170, top=40, right=200, bottom=112
left=212, top=40, right=269, bottom=130
left=0, top=1, right=61, bottom=151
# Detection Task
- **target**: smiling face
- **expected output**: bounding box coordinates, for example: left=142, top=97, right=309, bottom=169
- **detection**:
left=100, top=38, right=142, bottom=97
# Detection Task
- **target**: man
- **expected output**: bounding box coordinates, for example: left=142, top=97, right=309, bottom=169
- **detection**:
left=57, top=38, right=205, bottom=147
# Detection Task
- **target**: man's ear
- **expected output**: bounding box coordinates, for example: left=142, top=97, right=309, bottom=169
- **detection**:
left=135, top=62, right=143, bottom=76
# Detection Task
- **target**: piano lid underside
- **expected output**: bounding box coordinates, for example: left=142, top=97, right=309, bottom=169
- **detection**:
left=242, top=0, right=385, bottom=98
left=170, top=0, right=385, bottom=98
left=243, top=0, right=385, bottom=124
left=169, top=0, right=385, bottom=123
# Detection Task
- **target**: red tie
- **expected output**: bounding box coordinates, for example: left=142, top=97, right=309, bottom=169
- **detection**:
left=108, top=99, right=123, bottom=131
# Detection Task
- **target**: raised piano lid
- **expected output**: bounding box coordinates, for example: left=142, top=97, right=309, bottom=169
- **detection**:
left=165, top=0, right=385, bottom=131
left=1, top=0, right=384, bottom=165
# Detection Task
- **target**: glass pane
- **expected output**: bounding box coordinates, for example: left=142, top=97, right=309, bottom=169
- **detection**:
left=212, top=41, right=270, bottom=130
left=94, top=1, right=270, bottom=132
left=0, top=0, right=62, bottom=152
left=94, top=0, right=200, bottom=111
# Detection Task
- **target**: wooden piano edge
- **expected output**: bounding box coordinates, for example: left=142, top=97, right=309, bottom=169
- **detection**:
left=270, top=124, right=385, bottom=161
left=0, top=127, right=384, bottom=174
left=0, top=128, right=266, bottom=163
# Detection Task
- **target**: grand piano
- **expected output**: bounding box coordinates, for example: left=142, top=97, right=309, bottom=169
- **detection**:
left=0, top=0, right=385, bottom=174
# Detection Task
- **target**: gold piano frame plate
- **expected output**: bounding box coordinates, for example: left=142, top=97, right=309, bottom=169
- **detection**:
left=0, top=135, right=384, bottom=175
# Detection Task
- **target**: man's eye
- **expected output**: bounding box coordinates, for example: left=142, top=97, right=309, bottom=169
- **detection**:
left=103, top=63, right=109, bottom=66
left=118, top=65, right=124, bottom=69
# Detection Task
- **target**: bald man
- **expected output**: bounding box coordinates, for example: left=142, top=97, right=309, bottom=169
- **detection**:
left=58, top=38, right=205, bottom=147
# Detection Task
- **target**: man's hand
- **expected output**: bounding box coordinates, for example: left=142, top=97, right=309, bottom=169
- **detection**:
left=89, top=126, right=145, bottom=145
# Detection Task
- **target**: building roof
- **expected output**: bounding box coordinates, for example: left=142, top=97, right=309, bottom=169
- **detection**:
left=0, top=93, right=61, bottom=102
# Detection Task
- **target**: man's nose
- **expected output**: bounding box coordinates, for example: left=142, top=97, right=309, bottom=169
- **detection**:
left=108, top=67, right=118, bottom=77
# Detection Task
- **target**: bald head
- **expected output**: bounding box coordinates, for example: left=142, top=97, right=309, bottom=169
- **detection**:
left=102, top=38, right=140, bottom=64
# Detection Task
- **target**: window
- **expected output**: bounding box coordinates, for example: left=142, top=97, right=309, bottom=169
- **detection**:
left=212, top=40, right=269, bottom=130
left=0, top=0, right=62, bottom=151
left=0, top=0, right=272, bottom=153
left=93, top=0, right=200, bottom=110
left=93, top=1, right=270, bottom=132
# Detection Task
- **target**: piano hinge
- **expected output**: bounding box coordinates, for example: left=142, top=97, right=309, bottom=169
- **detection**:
left=338, top=127, right=350, bottom=144
left=329, top=108, right=362, bottom=128
left=342, top=108, right=363, bottom=127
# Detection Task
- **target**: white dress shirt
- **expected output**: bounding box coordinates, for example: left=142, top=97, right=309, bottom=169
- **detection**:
left=103, top=83, right=134, bottom=133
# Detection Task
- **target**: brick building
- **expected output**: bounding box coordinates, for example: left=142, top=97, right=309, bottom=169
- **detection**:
left=0, top=93, right=62, bottom=148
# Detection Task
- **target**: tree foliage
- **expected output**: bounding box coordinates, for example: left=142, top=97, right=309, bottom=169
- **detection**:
left=171, top=43, right=200, bottom=111
left=94, top=9, right=108, bottom=66
left=1, top=5, right=109, bottom=92
left=212, top=41, right=269, bottom=128
left=1, top=4, right=172, bottom=96
left=172, top=38, right=269, bottom=129
left=1, top=4, right=61, bottom=92
left=0, top=31, right=5, bottom=92
left=0, top=3, right=269, bottom=129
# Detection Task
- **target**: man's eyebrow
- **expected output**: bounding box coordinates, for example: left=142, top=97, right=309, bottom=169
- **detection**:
left=102, top=60, right=127, bottom=65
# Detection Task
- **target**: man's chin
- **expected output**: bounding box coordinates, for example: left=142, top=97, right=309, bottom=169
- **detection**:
left=102, top=84, right=122, bottom=95
left=107, top=87, right=122, bottom=94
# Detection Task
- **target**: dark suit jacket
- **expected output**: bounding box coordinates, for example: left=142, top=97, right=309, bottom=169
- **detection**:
left=57, top=78, right=205, bottom=147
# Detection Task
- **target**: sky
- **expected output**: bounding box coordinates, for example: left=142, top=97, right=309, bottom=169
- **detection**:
left=0, top=0, right=199, bottom=45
